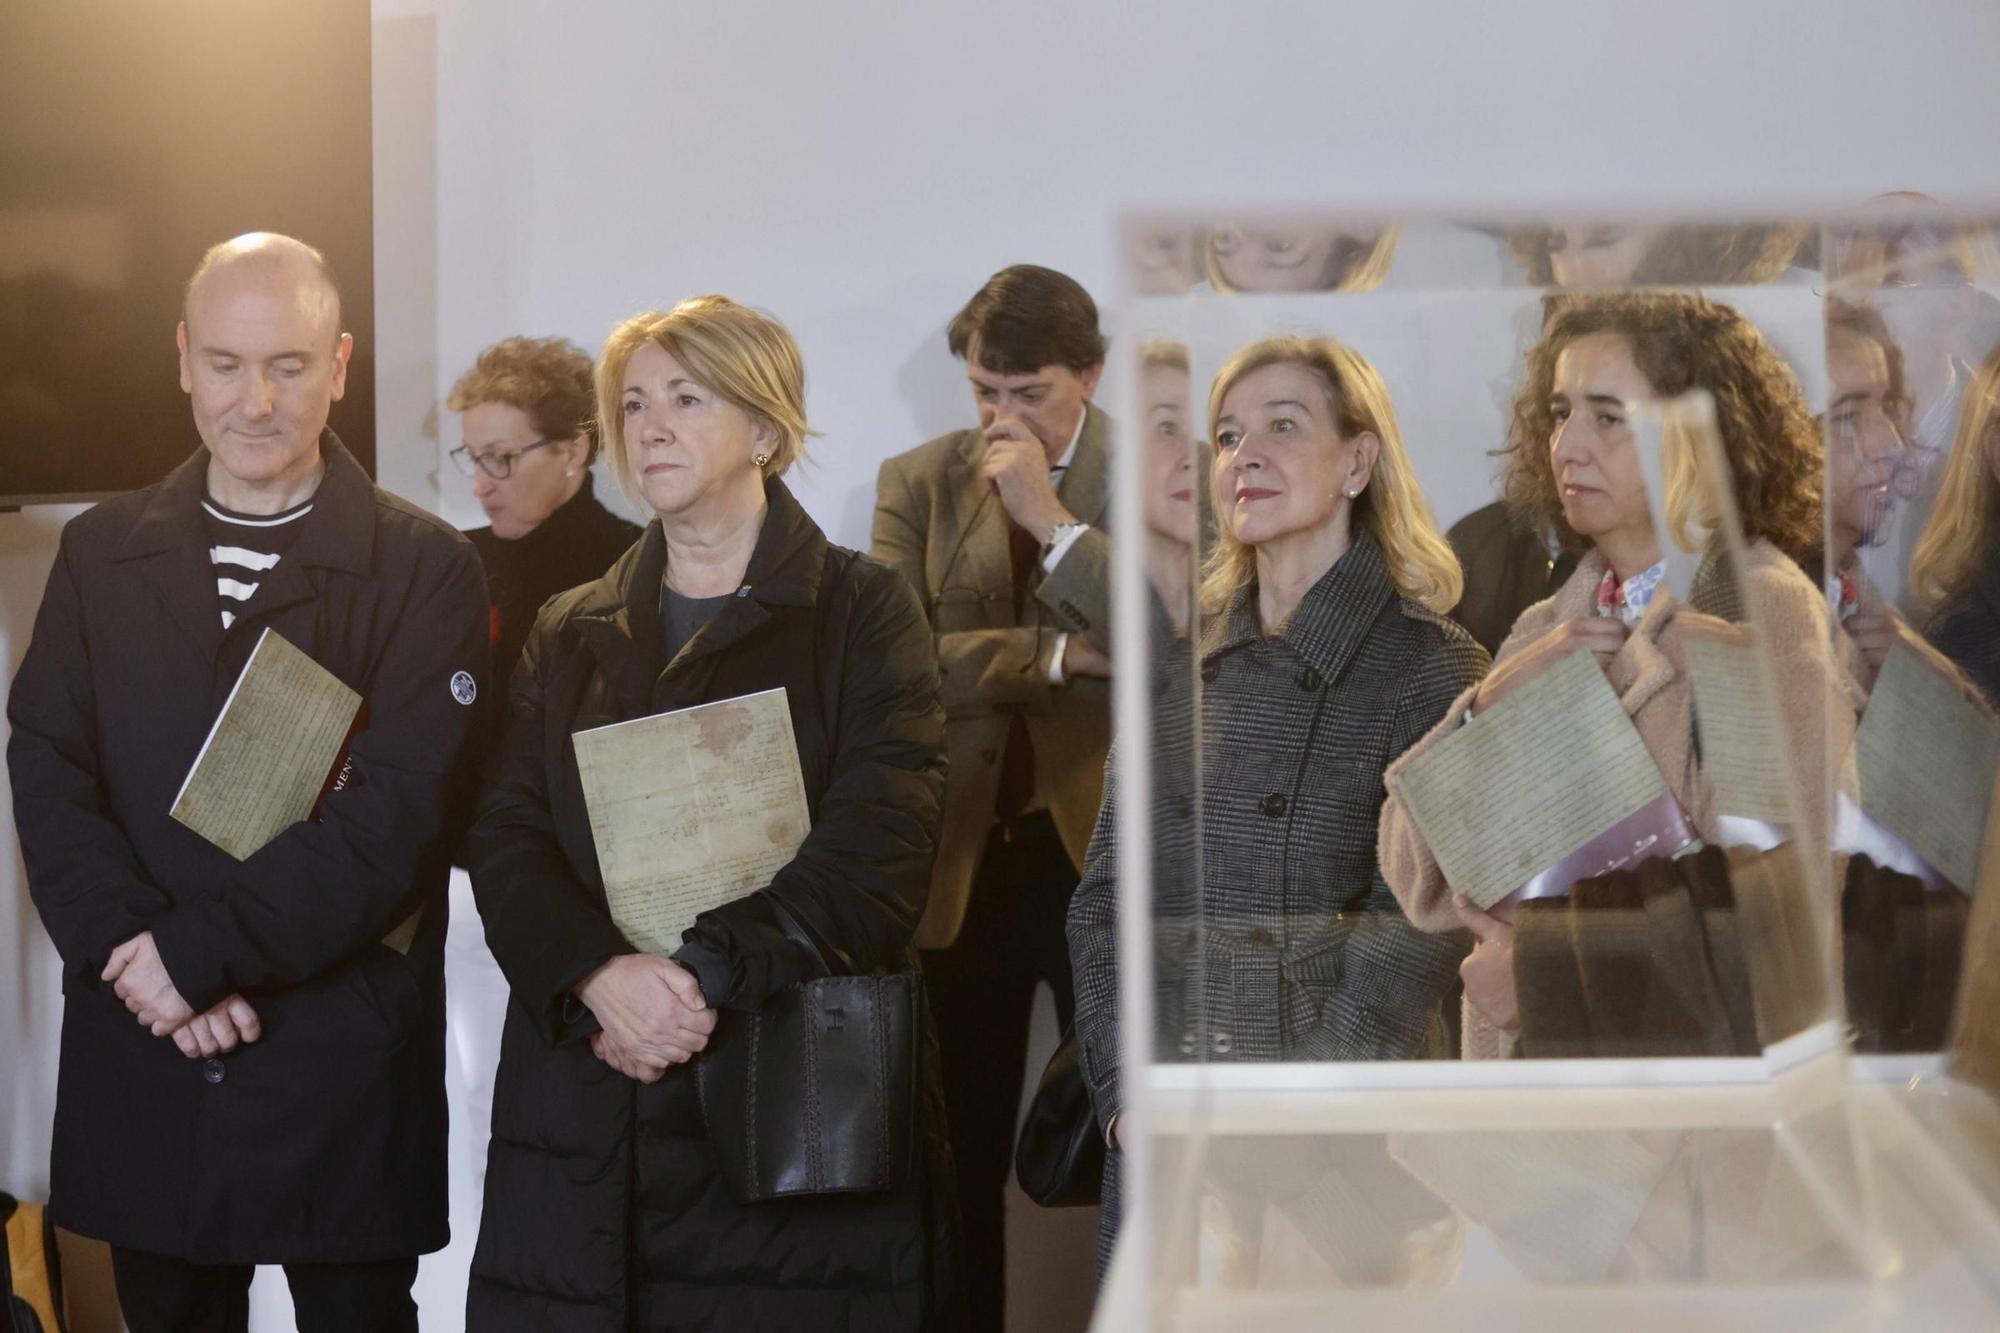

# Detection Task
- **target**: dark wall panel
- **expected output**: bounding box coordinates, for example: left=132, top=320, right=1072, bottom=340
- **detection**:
left=0, top=0, right=373, bottom=503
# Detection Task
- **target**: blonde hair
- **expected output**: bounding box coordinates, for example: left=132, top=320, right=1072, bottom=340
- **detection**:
left=1198, top=336, right=1462, bottom=648
left=1202, top=224, right=1402, bottom=294
left=1139, top=339, right=1190, bottom=375
left=596, top=295, right=815, bottom=501
left=1910, top=342, right=2000, bottom=611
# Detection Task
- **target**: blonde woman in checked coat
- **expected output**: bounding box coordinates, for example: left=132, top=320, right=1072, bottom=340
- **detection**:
left=1066, top=334, right=1488, bottom=1273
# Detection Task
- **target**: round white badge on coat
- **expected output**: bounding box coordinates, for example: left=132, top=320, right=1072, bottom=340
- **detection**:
left=451, top=671, right=477, bottom=705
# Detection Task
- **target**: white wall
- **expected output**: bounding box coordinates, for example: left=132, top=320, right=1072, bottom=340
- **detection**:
left=417, top=0, right=2000, bottom=544
left=8, top=1, right=2000, bottom=1328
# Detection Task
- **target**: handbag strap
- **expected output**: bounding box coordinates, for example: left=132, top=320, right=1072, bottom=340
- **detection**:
left=767, top=895, right=837, bottom=980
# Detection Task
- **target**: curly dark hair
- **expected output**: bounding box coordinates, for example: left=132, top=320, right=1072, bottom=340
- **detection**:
left=1501, top=291, right=1823, bottom=566
left=447, top=335, right=599, bottom=460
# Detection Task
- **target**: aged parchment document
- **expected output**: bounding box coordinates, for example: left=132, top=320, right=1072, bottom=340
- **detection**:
left=1686, top=632, right=1797, bottom=825
left=1855, top=643, right=2000, bottom=890
left=573, top=687, right=811, bottom=956
left=170, top=628, right=363, bottom=862
left=1386, top=649, right=1677, bottom=909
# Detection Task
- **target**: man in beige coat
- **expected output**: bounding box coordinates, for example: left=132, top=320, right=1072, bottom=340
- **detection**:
left=872, top=264, right=1112, bottom=1329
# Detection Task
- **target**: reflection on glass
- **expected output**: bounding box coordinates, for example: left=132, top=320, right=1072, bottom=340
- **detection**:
left=1100, top=210, right=2000, bottom=1324
left=1129, top=223, right=1199, bottom=297
left=1506, top=220, right=1808, bottom=288
left=1136, top=340, right=1201, bottom=630
left=1822, top=244, right=2000, bottom=1052
left=1911, top=342, right=2000, bottom=704
left=1204, top=222, right=1400, bottom=293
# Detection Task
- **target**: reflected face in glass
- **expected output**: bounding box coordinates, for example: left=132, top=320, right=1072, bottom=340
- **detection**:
left=1548, top=333, right=1656, bottom=544
left=966, top=336, right=1101, bottom=465
left=1212, top=361, right=1361, bottom=548
left=1139, top=360, right=1199, bottom=545
left=1131, top=224, right=1195, bottom=297
left=459, top=401, right=579, bottom=539
left=1210, top=224, right=1380, bottom=293
left=1546, top=222, right=1665, bottom=290
left=620, top=342, right=768, bottom=520
left=178, top=262, right=350, bottom=490
left=1826, top=332, right=1913, bottom=553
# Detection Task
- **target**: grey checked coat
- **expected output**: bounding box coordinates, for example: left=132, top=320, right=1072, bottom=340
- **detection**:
left=1066, top=535, right=1488, bottom=1261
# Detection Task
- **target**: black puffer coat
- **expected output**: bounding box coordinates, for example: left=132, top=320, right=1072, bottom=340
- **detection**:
left=464, top=479, right=960, bottom=1331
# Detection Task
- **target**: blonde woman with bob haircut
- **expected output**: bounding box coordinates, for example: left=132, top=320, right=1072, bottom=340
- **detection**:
left=1067, top=335, right=1488, bottom=1260
left=465, top=295, right=959, bottom=1329
left=1912, top=341, right=2000, bottom=705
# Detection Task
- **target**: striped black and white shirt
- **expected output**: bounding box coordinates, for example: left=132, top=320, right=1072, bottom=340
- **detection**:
left=201, top=496, right=313, bottom=628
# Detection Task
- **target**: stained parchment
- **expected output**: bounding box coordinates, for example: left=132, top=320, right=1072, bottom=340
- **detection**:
left=170, top=628, right=362, bottom=862
left=1386, top=649, right=1675, bottom=909
left=1854, top=643, right=2000, bottom=890
left=573, top=687, right=811, bottom=956
left=1686, top=632, right=1797, bottom=825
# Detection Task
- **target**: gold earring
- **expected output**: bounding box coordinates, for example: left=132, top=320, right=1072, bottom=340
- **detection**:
left=753, top=453, right=771, bottom=468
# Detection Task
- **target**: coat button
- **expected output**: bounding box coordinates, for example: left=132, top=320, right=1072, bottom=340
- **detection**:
left=1299, top=667, right=1323, bottom=691
left=981, top=748, right=998, bottom=765
left=202, top=1058, right=226, bottom=1085
left=1261, top=793, right=1287, bottom=819
left=1178, top=1030, right=1198, bottom=1057
left=1247, top=926, right=1274, bottom=947
left=1200, top=659, right=1219, bottom=684
left=1212, top=1031, right=1233, bottom=1055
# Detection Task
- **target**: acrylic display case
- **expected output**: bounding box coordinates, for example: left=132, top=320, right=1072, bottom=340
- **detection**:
left=1084, top=208, right=2000, bottom=1329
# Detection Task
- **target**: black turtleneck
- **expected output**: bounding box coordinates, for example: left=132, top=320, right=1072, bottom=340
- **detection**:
left=467, top=474, right=644, bottom=687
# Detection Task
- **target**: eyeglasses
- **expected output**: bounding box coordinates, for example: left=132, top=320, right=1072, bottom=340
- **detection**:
left=450, top=438, right=558, bottom=480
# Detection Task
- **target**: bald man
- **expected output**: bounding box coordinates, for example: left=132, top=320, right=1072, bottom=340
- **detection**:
left=7, top=233, right=489, bottom=1331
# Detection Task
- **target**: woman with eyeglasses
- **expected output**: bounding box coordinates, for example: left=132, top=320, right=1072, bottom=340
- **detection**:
left=450, top=335, right=643, bottom=685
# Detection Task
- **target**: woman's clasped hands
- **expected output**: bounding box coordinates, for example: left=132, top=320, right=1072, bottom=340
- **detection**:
left=576, top=953, right=718, bottom=1083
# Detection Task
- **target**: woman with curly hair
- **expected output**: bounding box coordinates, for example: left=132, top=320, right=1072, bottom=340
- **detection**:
left=1378, top=290, right=1841, bottom=1057
left=449, top=335, right=642, bottom=685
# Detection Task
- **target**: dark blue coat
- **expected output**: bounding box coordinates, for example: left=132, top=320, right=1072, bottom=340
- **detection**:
left=7, top=435, right=489, bottom=1262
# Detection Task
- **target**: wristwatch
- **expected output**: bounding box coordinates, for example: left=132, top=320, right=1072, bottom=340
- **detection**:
left=1043, top=520, right=1089, bottom=554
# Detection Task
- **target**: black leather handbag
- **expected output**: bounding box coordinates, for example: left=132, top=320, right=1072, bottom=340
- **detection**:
left=695, top=912, right=921, bottom=1204
left=1013, top=1030, right=1105, bottom=1208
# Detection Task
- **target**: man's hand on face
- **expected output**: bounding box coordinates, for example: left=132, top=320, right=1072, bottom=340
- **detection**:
left=103, top=931, right=196, bottom=1035
left=980, top=422, right=1076, bottom=543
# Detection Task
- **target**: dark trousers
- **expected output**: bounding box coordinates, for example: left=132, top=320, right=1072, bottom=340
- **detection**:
left=110, top=1246, right=418, bottom=1333
left=921, top=811, right=1079, bottom=1333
